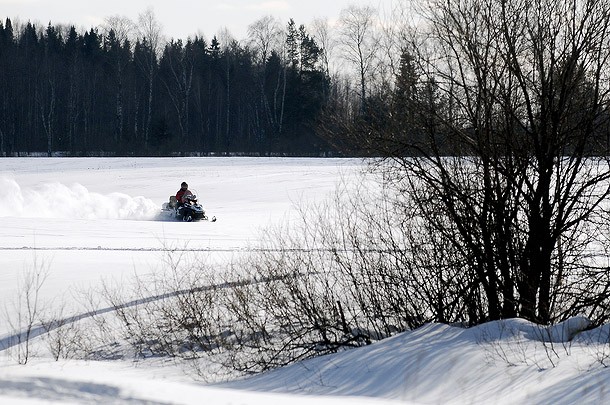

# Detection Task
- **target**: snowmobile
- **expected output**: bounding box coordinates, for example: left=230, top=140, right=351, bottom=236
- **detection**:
left=161, top=194, right=216, bottom=222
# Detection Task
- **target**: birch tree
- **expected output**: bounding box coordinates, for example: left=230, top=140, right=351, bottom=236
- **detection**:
left=338, top=5, right=380, bottom=113
left=136, top=8, right=164, bottom=148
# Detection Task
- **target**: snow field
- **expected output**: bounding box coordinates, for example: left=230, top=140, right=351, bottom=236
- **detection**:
left=0, top=157, right=609, bottom=404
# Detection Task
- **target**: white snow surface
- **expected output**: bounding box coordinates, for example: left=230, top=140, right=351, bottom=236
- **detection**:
left=0, top=157, right=609, bottom=404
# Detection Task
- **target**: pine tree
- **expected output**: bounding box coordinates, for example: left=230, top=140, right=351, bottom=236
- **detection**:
left=286, top=19, right=299, bottom=69
left=393, top=49, right=418, bottom=133
left=209, top=36, right=220, bottom=58
left=298, top=25, right=320, bottom=72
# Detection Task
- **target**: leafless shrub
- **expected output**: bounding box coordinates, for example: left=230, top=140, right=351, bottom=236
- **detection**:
left=97, top=247, right=235, bottom=369
left=85, top=168, right=609, bottom=378
left=478, top=321, right=562, bottom=370
left=570, top=324, right=610, bottom=368
left=478, top=317, right=595, bottom=371
left=3, top=255, right=50, bottom=364
left=92, top=172, right=487, bottom=374
left=41, top=301, right=85, bottom=361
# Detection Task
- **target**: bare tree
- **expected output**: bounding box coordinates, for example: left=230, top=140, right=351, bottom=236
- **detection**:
left=247, top=16, right=284, bottom=143
left=159, top=40, right=194, bottom=143
left=310, top=17, right=336, bottom=76
left=371, top=0, right=610, bottom=324
left=247, top=15, right=282, bottom=66
left=338, top=5, right=380, bottom=113
left=137, top=8, right=164, bottom=59
left=4, top=257, right=50, bottom=364
left=136, top=7, right=165, bottom=148
left=376, top=1, right=416, bottom=85
left=101, top=15, right=135, bottom=44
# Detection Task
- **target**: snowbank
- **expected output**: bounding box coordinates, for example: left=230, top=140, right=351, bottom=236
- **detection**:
left=219, top=318, right=607, bottom=404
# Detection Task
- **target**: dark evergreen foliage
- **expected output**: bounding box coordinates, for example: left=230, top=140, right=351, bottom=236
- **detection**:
left=0, top=19, right=332, bottom=156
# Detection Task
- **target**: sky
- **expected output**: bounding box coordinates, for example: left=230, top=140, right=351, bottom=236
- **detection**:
left=0, top=0, right=397, bottom=41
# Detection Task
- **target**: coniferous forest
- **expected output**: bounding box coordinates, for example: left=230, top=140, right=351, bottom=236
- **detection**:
left=0, top=16, right=334, bottom=156
left=2, top=3, right=610, bottom=159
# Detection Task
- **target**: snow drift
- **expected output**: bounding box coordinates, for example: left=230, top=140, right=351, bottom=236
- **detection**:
left=219, top=318, right=604, bottom=404
left=0, top=177, right=159, bottom=220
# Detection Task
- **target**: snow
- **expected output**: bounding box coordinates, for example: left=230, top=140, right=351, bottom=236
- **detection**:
left=1, top=157, right=609, bottom=404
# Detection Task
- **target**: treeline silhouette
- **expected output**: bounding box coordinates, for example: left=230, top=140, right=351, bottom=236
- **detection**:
left=0, top=18, right=331, bottom=156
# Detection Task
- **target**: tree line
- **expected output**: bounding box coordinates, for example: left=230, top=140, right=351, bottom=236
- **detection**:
left=0, top=15, right=331, bottom=156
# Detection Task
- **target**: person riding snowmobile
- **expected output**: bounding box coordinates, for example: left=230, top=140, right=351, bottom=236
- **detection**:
left=162, top=181, right=215, bottom=222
